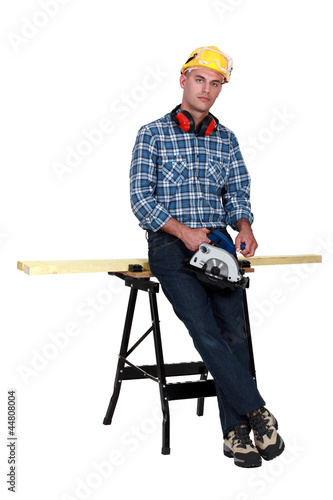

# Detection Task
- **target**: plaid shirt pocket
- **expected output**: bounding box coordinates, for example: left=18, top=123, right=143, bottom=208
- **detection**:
left=160, top=156, right=188, bottom=185
left=205, top=156, right=228, bottom=194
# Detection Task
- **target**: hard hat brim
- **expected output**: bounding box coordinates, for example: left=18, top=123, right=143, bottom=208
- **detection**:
left=181, top=66, right=230, bottom=83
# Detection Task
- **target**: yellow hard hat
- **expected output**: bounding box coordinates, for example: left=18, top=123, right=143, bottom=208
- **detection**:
left=181, top=46, right=233, bottom=83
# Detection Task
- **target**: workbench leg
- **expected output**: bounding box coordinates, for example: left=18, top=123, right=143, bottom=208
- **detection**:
left=242, top=288, right=257, bottom=383
left=196, top=366, right=209, bottom=416
left=103, top=287, right=138, bottom=425
left=149, top=290, right=171, bottom=455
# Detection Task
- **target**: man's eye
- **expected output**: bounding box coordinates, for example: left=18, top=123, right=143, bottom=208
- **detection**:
left=196, top=79, right=203, bottom=83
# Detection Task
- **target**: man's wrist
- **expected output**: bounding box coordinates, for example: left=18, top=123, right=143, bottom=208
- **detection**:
left=161, top=217, right=188, bottom=240
left=236, top=218, right=253, bottom=233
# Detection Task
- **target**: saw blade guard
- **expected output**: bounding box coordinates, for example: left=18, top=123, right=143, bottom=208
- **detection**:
left=189, top=243, right=242, bottom=283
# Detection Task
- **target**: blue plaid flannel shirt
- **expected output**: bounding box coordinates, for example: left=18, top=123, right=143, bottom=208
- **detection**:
left=130, top=110, right=253, bottom=232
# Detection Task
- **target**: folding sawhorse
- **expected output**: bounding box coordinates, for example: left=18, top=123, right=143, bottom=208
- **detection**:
left=17, top=254, right=321, bottom=454
left=103, top=270, right=256, bottom=455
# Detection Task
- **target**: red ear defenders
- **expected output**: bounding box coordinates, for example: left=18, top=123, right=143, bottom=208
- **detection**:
left=171, top=104, right=219, bottom=137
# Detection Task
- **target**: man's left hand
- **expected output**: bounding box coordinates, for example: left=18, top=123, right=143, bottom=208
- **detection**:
left=235, top=219, right=258, bottom=257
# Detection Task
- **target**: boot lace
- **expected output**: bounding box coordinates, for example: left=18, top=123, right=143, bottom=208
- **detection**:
left=249, top=408, right=273, bottom=442
left=232, top=425, right=253, bottom=449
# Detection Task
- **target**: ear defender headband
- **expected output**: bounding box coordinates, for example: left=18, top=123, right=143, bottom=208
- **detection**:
left=171, top=105, right=219, bottom=137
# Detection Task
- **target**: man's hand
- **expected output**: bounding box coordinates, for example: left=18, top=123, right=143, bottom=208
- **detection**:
left=161, top=218, right=211, bottom=252
left=179, top=226, right=211, bottom=252
left=235, top=218, right=258, bottom=258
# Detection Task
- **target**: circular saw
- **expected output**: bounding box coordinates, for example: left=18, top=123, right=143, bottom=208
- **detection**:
left=186, top=231, right=249, bottom=290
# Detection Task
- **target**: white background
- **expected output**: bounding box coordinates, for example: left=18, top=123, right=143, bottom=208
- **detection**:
left=1, top=1, right=332, bottom=499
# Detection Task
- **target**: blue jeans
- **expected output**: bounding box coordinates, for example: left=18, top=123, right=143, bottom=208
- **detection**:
left=147, top=229, right=265, bottom=437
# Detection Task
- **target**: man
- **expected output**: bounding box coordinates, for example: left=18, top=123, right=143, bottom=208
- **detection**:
left=130, top=46, right=284, bottom=468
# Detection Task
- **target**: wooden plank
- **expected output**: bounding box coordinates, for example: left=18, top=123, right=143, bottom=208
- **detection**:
left=17, top=254, right=322, bottom=276
left=17, top=259, right=151, bottom=276
left=240, top=254, right=322, bottom=266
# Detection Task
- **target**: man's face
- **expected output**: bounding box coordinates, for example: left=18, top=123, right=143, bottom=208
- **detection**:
left=179, top=68, right=223, bottom=115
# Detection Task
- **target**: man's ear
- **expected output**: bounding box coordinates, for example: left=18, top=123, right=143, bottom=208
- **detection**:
left=179, top=74, right=186, bottom=89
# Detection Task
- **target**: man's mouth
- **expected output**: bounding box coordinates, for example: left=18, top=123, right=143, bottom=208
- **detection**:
left=198, top=96, right=210, bottom=102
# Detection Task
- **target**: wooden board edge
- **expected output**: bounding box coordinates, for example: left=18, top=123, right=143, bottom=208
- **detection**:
left=239, top=254, right=322, bottom=266
left=17, top=261, right=31, bottom=275
left=16, top=259, right=151, bottom=276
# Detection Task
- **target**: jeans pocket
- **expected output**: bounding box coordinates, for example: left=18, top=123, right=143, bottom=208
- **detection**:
left=147, top=231, right=179, bottom=257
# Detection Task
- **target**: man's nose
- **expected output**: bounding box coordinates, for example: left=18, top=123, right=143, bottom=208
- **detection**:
left=202, top=82, right=210, bottom=94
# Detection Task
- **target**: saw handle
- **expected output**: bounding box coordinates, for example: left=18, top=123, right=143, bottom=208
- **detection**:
left=208, top=229, right=245, bottom=253
left=208, top=229, right=235, bottom=254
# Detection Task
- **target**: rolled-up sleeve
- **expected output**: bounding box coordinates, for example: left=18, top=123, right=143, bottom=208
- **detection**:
left=130, top=127, right=171, bottom=231
left=222, top=132, right=254, bottom=230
